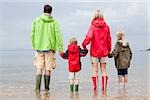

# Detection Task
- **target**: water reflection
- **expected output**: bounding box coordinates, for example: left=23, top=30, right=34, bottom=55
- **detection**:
left=69, top=92, right=80, bottom=100
left=92, top=91, right=99, bottom=100
left=35, top=92, right=53, bottom=100
left=35, top=93, right=41, bottom=100
left=92, top=90, right=108, bottom=100
left=116, top=87, right=128, bottom=100
left=44, top=93, right=52, bottom=100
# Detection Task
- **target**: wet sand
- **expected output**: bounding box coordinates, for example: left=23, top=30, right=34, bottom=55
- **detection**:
left=0, top=88, right=149, bottom=100
left=0, top=51, right=149, bottom=100
left=0, top=78, right=149, bottom=100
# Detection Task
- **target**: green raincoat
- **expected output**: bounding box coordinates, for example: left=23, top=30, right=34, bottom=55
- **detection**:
left=31, top=14, right=63, bottom=52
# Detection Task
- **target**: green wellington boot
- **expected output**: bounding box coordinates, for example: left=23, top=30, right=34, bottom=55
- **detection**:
left=75, top=84, right=79, bottom=92
left=35, top=75, right=42, bottom=93
left=70, top=84, right=74, bottom=92
left=44, top=75, right=50, bottom=92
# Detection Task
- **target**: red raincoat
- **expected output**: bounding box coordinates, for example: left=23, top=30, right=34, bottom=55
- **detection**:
left=61, top=44, right=88, bottom=72
left=82, top=18, right=111, bottom=57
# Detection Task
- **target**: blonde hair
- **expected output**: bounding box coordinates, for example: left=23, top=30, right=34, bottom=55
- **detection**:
left=70, top=38, right=77, bottom=44
left=116, top=31, right=125, bottom=40
left=93, top=10, right=104, bottom=20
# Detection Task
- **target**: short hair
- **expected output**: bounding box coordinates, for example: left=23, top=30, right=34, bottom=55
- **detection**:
left=70, top=38, right=78, bottom=44
left=116, top=31, right=124, bottom=40
left=93, top=10, right=104, bottom=20
left=44, top=5, right=52, bottom=14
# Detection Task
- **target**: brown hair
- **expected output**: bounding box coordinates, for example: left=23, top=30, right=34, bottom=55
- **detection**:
left=44, top=5, right=52, bottom=14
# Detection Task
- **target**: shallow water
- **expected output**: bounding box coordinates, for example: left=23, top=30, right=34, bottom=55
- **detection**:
left=0, top=50, right=149, bottom=100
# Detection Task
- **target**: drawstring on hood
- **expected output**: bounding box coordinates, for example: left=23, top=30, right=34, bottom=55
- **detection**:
left=92, top=18, right=106, bottom=28
left=40, top=14, right=54, bottom=23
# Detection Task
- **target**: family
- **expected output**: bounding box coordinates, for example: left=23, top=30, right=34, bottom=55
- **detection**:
left=31, top=5, right=132, bottom=94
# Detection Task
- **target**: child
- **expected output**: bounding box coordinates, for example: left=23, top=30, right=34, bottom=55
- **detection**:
left=108, top=31, right=132, bottom=88
left=60, top=38, right=88, bottom=92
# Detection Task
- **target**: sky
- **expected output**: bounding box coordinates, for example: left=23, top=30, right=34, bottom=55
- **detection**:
left=0, top=0, right=149, bottom=51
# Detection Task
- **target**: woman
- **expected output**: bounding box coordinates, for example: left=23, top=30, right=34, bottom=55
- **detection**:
left=82, top=10, right=111, bottom=92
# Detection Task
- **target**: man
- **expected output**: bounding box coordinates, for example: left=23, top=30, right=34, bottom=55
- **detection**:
left=31, top=4, right=63, bottom=93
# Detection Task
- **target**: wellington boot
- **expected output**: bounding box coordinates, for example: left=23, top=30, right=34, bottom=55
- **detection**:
left=92, top=77, right=97, bottom=91
left=35, top=75, right=42, bottom=93
left=70, top=84, right=74, bottom=92
left=102, top=76, right=108, bottom=92
left=75, top=84, right=79, bottom=92
left=44, top=75, right=50, bottom=92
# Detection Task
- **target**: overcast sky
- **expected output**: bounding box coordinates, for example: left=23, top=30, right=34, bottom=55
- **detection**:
left=0, top=1, right=149, bottom=51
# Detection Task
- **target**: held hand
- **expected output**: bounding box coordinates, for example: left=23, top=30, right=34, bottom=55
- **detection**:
left=108, top=53, right=112, bottom=58
left=82, top=44, right=86, bottom=49
left=59, top=52, right=64, bottom=57
left=84, top=48, right=88, bottom=53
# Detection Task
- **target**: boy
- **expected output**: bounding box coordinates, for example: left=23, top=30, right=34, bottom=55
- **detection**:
left=108, top=31, right=132, bottom=88
left=60, top=38, right=88, bottom=92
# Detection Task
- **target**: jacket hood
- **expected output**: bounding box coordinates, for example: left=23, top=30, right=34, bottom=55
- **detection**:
left=40, top=14, right=54, bottom=22
left=92, top=18, right=106, bottom=28
left=118, top=40, right=129, bottom=48
left=68, top=44, right=79, bottom=53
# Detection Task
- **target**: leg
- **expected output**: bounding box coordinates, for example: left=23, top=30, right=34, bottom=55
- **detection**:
left=45, top=70, right=51, bottom=76
left=117, top=69, right=125, bottom=89
left=69, top=72, right=74, bottom=92
left=75, top=72, right=79, bottom=92
left=75, top=79, right=79, bottom=92
left=119, top=75, right=124, bottom=89
left=44, top=51, right=54, bottom=92
left=100, top=63, right=108, bottom=92
left=124, top=75, right=128, bottom=83
left=122, top=69, right=128, bottom=88
left=124, top=69, right=128, bottom=83
left=35, top=52, right=44, bottom=93
left=92, top=63, right=99, bottom=77
left=35, top=68, right=42, bottom=93
left=44, top=70, right=51, bottom=92
left=118, top=75, right=123, bottom=88
left=124, top=74, right=128, bottom=88
left=100, top=63, right=107, bottom=76
left=92, top=63, right=98, bottom=91
left=118, top=75, right=122, bottom=83
left=36, top=68, right=42, bottom=75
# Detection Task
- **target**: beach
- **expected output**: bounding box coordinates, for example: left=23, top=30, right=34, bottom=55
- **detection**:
left=0, top=50, right=149, bottom=100
left=0, top=1, right=149, bottom=99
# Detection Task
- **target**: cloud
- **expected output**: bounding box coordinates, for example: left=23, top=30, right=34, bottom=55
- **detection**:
left=0, top=2, right=148, bottom=50
left=70, top=9, right=93, bottom=19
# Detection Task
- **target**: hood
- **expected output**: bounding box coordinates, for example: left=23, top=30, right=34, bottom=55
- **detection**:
left=40, top=14, right=54, bottom=23
left=68, top=44, right=79, bottom=53
left=118, top=40, right=129, bottom=49
left=92, top=18, right=106, bottom=28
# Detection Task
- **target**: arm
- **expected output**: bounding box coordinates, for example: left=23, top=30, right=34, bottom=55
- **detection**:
left=79, top=48, right=88, bottom=57
left=82, top=24, right=93, bottom=49
left=60, top=50, right=68, bottom=59
left=54, top=21, right=63, bottom=53
left=128, top=44, right=132, bottom=60
left=108, top=43, right=120, bottom=58
left=107, top=27, right=112, bottom=53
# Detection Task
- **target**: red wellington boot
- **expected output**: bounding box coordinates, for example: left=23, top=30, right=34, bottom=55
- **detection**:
left=102, top=76, right=108, bottom=92
left=92, top=77, right=98, bottom=91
